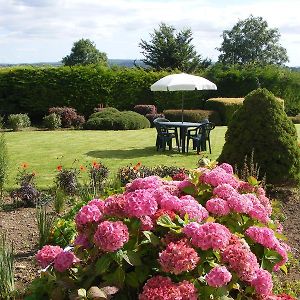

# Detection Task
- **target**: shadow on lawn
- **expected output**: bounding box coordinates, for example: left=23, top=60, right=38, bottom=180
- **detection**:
left=85, top=146, right=187, bottom=159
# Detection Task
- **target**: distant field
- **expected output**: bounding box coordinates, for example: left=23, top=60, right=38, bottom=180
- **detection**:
left=4, top=125, right=300, bottom=189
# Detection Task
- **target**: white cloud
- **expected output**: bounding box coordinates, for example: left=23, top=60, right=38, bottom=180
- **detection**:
left=0, top=0, right=299, bottom=65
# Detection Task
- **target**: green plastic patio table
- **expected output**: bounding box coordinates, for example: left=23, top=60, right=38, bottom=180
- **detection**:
left=159, top=121, right=203, bottom=153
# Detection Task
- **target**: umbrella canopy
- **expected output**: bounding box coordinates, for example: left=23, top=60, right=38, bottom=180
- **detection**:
left=150, top=73, right=217, bottom=122
left=150, top=73, right=217, bottom=92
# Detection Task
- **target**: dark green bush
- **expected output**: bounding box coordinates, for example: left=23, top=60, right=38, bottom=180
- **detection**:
left=43, top=113, right=62, bottom=130
left=163, top=109, right=221, bottom=125
left=205, top=98, right=244, bottom=125
left=218, top=88, right=300, bottom=185
left=8, top=113, right=31, bottom=131
left=85, top=108, right=150, bottom=130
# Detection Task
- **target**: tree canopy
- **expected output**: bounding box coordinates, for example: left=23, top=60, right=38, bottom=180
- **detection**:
left=217, top=15, right=289, bottom=66
left=139, top=23, right=210, bottom=72
left=62, top=38, right=108, bottom=66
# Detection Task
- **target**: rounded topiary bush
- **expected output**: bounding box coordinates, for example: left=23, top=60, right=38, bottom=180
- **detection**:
left=85, top=107, right=150, bottom=130
left=218, top=88, right=300, bottom=184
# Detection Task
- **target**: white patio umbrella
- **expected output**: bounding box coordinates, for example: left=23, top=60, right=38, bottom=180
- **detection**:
left=150, top=73, right=217, bottom=122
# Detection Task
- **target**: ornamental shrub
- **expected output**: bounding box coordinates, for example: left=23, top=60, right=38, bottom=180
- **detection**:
left=28, top=163, right=296, bottom=299
left=290, top=114, right=300, bottom=124
left=163, top=109, right=221, bottom=125
left=145, top=113, right=165, bottom=127
left=133, top=104, right=157, bottom=115
left=218, top=88, right=300, bottom=184
left=7, top=113, right=30, bottom=131
left=43, top=113, right=62, bottom=130
left=85, top=108, right=150, bottom=130
left=48, top=107, right=85, bottom=128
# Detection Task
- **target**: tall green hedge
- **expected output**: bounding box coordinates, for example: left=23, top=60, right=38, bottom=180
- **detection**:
left=0, top=65, right=299, bottom=121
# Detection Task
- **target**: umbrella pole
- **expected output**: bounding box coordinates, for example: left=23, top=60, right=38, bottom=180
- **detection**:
left=181, top=92, right=184, bottom=123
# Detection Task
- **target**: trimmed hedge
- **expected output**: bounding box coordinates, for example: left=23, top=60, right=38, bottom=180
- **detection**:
left=133, top=105, right=157, bottom=115
left=205, top=98, right=244, bottom=125
left=0, top=65, right=299, bottom=121
left=290, top=114, right=300, bottom=124
left=84, top=107, right=150, bottom=130
left=163, top=109, right=221, bottom=125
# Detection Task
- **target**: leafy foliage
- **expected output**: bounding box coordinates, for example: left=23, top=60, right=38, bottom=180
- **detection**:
left=218, top=15, right=289, bottom=66
left=218, top=88, right=300, bottom=184
left=8, top=113, right=31, bottom=131
left=139, top=23, right=209, bottom=72
left=43, top=113, right=62, bottom=130
left=133, top=104, right=157, bottom=115
left=62, top=38, right=108, bottom=67
left=84, top=108, right=150, bottom=130
left=48, top=107, right=84, bottom=128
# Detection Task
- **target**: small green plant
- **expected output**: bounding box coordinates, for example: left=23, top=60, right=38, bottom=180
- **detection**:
left=0, top=133, right=8, bottom=200
left=36, top=206, right=55, bottom=248
left=43, top=113, right=62, bottom=130
left=53, top=188, right=66, bottom=214
left=0, top=233, right=14, bottom=299
left=8, top=113, right=31, bottom=131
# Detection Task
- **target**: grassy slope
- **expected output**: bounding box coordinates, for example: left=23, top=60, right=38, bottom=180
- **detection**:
left=5, top=125, right=300, bottom=188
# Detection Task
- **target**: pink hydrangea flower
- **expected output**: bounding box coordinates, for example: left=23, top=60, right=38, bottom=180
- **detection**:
left=36, top=245, right=63, bottom=268
left=154, top=189, right=181, bottom=211
left=205, top=266, right=232, bottom=287
left=87, top=198, right=105, bottom=212
left=227, top=193, right=253, bottom=214
left=94, top=221, right=129, bottom=252
left=160, top=180, right=181, bottom=196
left=179, top=195, right=209, bottom=222
left=126, top=176, right=162, bottom=192
left=140, top=215, right=154, bottom=231
left=245, top=226, right=288, bottom=271
left=206, top=198, right=230, bottom=216
left=238, top=181, right=255, bottom=193
left=104, top=194, right=127, bottom=217
left=178, top=280, right=198, bottom=300
left=139, top=276, right=197, bottom=300
left=139, top=276, right=182, bottom=300
left=183, top=222, right=231, bottom=251
left=200, top=166, right=239, bottom=188
left=75, top=204, right=102, bottom=231
left=221, top=236, right=260, bottom=282
left=158, top=240, right=200, bottom=274
left=247, top=194, right=270, bottom=223
left=177, top=179, right=196, bottom=193
left=251, top=268, right=273, bottom=296
left=53, top=251, right=79, bottom=272
left=124, top=189, right=158, bottom=217
left=213, top=183, right=238, bottom=200
left=219, top=163, right=234, bottom=174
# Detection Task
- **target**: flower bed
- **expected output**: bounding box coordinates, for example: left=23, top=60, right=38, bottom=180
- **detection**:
left=27, top=163, right=296, bottom=300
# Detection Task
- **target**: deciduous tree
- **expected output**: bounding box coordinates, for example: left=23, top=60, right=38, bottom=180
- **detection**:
left=62, top=38, right=108, bottom=66
left=217, top=16, right=288, bottom=66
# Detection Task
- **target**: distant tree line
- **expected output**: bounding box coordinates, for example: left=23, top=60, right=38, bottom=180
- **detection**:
left=62, top=15, right=289, bottom=70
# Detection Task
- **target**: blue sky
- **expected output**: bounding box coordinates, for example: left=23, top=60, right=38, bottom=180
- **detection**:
left=1, top=0, right=299, bottom=66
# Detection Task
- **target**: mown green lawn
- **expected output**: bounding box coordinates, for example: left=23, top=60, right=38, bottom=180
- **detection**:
left=4, top=125, right=300, bottom=189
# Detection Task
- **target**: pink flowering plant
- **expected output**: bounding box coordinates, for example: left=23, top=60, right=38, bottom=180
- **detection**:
left=27, top=163, right=296, bottom=300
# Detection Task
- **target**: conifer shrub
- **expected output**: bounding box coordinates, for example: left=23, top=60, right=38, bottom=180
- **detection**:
left=218, top=88, right=300, bottom=184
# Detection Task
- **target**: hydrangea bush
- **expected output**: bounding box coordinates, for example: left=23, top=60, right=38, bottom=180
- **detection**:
left=27, top=163, right=296, bottom=300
